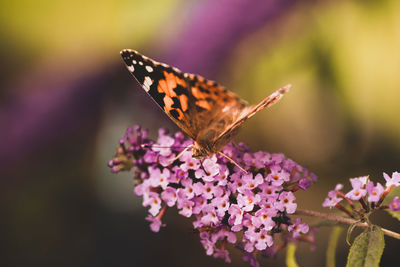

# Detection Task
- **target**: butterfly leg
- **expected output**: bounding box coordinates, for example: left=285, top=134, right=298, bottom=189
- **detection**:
left=169, top=144, right=193, bottom=164
left=218, top=151, right=247, bottom=174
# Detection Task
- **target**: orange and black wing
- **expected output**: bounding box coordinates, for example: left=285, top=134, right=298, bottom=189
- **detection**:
left=182, top=73, right=249, bottom=147
left=120, top=49, right=249, bottom=143
left=121, top=49, right=200, bottom=139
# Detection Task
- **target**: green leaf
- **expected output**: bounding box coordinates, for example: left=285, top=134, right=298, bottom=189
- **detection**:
left=286, top=243, right=299, bottom=267
left=382, top=185, right=400, bottom=222
left=346, top=225, right=385, bottom=267
left=385, top=209, right=400, bottom=222
left=382, top=185, right=400, bottom=205
left=326, top=226, right=343, bottom=267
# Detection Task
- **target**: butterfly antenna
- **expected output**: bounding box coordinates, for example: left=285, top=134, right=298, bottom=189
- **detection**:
left=169, top=144, right=193, bottom=163
left=218, top=151, right=247, bottom=174
left=141, top=144, right=189, bottom=149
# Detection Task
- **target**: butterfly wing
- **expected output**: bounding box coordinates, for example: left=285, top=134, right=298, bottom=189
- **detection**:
left=121, top=49, right=290, bottom=155
left=120, top=49, right=249, bottom=142
left=121, top=49, right=201, bottom=139
left=212, top=84, right=291, bottom=150
left=183, top=73, right=250, bottom=147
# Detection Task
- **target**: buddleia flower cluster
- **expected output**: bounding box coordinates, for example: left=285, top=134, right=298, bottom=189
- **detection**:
left=323, top=172, right=400, bottom=218
left=108, top=125, right=317, bottom=266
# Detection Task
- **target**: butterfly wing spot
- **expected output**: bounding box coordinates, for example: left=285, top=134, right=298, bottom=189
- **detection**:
left=138, top=61, right=143, bottom=66
left=191, top=86, right=210, bottom=99
left=169, top=109, right=184, bottom=120
left=145, top=66, right=153, bottom=72
left=179, top=94, right=188, bottom=112
left=195, top=99, right=212, bottom=110
left=127, top=65, right=135, bottom=72
left=132, top=60, right=137, bottom=64
left=143, top=76, right=153, bottom=92
left=157, top=71, right=187, bottom=97
left=163, top=95, right=174, bottom=109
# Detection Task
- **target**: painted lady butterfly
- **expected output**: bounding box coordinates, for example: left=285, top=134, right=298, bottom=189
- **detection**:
left=120, top=49, right=290, bottom=160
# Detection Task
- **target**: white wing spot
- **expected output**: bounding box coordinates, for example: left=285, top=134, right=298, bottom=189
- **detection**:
left=172, top=67, right=180, bottom=72
left=145, top=66, right=153, bottom=72
left=139, top=61, right=143, bottom=66
left=127, top=65, right=135, bottom=72
left=143, top=76, right=153, bottom=92
left=132, top=60, right=137, bottom=64
left=161, top=63, right=169, bottom=68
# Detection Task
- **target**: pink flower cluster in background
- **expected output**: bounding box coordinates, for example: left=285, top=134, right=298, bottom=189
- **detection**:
left=323, top=172, right=400, bottom=218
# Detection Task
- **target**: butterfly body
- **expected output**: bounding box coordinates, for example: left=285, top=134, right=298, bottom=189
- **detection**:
left=120, top=49, right=290, bottom=159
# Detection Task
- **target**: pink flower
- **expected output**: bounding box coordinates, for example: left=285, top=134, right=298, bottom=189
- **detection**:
left=244, top=226, right=258, bottom=245
left=146, top=215, right=166, bottom=232
left=366, top=181, right=384, bottom=203
left=143, top=150, right=158, bottom=163
left=213, top=248, right=231, bottom=263
left=200, top=232, right=215, bottom=255
left=259, top=183, right=281, bottom=201
left=229, top=172, right=246, bottom=193
left=200, top=206, right=219, bottom=225
left=214, top=165, right=230, bottom=186
left=161, top=187, right=177, bottom=207
left=252, top=208, right=277, bottom=230
left=211, top=195, right=230, bottom=217
left=266, top=165, right=290, bottom=186
left=134, top=179, right=151, bottom=197
left=228, top=204, right=244, bottom=226
left=169, top=166, right=187, bottom=183
left=177, top=199, right=194, bottom=217
left=288, top=218, right=309, bottom=238
left=152, top=134, right=175, bottom=156
left=242, top=173, right=264, bottom=191
left=254, top=229, right=273, bottom=250
left=195, top=156, right=219, bottom=182
left=192, top=196, right=207, bottom=214
left=277, top=191, right=297, bottom=214
left=383, top=172, right=400, bottom=187
left=179, top=151, right=200, bottom=171
left=390, top=196, right=400, bottom=211
left=322, top=195, right=343, bottom=208
left=179, top=178, right=195, bottom=199
left=148, top=166, right=170, bottom=189
left=349, top=176, right=368, bottom=187
left=143, top=192, right=162, bottom=216
left=322, top=184, right=343, bottom=208
left=237, top=190, right=261, bottom=212
left=345, top=177, right=368, bottom=200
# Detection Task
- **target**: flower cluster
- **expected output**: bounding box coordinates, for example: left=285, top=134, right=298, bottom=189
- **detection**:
left=108, top=125, right=317, bottom=266
left=323, top=172, right=400, bottom=219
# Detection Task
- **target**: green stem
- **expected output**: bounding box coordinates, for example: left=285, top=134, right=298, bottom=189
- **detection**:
left=295, top=209, right=400, bottom=240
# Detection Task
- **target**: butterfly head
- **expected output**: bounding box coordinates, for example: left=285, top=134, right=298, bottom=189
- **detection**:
left=192, top=142, right=212, bottom=159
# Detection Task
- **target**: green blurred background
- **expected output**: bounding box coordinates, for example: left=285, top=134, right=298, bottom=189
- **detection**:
left=1, top=0, right=399, bottom=266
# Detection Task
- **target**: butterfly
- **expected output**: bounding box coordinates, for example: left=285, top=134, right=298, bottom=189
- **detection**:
left=120, top=49, right=290, bottom=163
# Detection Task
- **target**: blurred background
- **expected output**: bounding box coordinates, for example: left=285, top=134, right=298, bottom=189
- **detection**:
left=1, top=0, right=400, bottom=266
